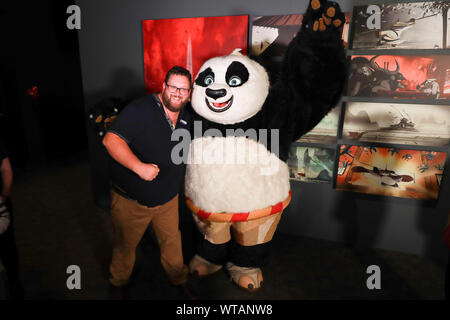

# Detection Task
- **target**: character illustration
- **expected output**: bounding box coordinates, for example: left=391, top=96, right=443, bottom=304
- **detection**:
left=417, top=79, right=440, bottom=99
left=369, top=56, right=407, bottom=94
left=348, top=55, right=407, bottom=97
left=402, top=153, right=413, bottom=161
left=184, top=0, right=346, bottom=292
left=377, top=18, right=415, bottom=47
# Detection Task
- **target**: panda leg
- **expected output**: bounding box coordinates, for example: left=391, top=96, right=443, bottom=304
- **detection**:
left=227, top=213, right=282, bottom=291
left=190, top=238, right=227, bottom=278
left=189, top=214, right=231, bottom=277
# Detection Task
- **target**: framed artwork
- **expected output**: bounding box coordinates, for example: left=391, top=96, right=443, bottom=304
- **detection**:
left=297, top=104, right=341, bottom=144
left=143, top=15, right=248, bottom=94
left=342, top=102, right=450, bottom=147
left=347, top=54, right=450, bottom=100
left=336, top=145, right=447, bottom=200
left=287, top=145, right=336, bottom=183
left=351, top=1, right=450, bottom=50
left=251, top=13, right=350, bottom=83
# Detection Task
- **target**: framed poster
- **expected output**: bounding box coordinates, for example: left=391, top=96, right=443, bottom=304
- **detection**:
left=287, top=145, right=336, bottom=183
left=342, top=102, right=450, bottom=147
left=297, top=104, right=341, bottom=144
left=347, top=54, right=450, bottom=100
left=143, top=15, right=248, bottom=94
left=336, top=145, right=447, bottom=200
left=351, top=1, right=450, bottom=49
left=251, top=13, right=350, bottom=83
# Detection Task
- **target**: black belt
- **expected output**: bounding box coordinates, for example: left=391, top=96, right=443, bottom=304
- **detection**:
left=112, top=185, right=164, bottom=209
left=111, top=184, right=148, bottom=206
left=111, top=184, right=175, bottom=208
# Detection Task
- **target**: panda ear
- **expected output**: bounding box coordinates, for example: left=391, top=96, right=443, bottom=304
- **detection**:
left=231, top=48, right=243, bottom=55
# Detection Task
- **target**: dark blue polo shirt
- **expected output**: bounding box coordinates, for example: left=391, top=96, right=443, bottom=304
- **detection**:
left=107, top=94, right=190, bottom=207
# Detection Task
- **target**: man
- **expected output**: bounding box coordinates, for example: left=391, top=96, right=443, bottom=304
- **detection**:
left=103, top=66, right=194, bottom=299
left=0, top=140, right=24, bottom=300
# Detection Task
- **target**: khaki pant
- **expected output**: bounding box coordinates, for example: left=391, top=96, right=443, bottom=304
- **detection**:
left=109, top=190, right=189, bottom=287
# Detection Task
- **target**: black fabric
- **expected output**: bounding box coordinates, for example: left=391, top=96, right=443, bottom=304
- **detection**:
left=107, top=94, right=191, bottom=207
left=0, top=140, right=8, bottom=161
left=197, top=237, right=228, bottom=266
left=446, top=252, right=450, bottom=300
left=195, top=68, right=215, bottom=87
left=229, top=240, right=272, bottom=268
left=0, top=198, right=23, bottom=299
left=195, top=234, right=272, bottom=268
left=0, top=140, right=9, bottom=203
left=225, top=61, right=249, bottom=87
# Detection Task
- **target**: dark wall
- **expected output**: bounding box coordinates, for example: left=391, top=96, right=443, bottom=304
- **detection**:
left=75, top=0, right=351, bottom=208
left=76, top=0, right=450, bottom=265
left=0, top=1, right=87, bottom=169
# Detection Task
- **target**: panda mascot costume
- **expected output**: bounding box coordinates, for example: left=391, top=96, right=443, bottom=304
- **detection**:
left=184, top=0, right=347, bottom=292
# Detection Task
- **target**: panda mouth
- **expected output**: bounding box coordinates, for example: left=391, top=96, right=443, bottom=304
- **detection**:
left=205, top=96, right=233, bottom=113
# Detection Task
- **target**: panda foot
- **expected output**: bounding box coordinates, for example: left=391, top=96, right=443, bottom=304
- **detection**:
left=226, top=262, right=263, bottom=293
left=189, top=254, right=222, bottom=278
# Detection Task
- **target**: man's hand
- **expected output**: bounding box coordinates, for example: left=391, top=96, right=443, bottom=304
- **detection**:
left=135, top=163, right=160, bottom=181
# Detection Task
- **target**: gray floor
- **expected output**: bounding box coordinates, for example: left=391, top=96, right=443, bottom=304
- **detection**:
left=0, top=160, right=447, bottom=300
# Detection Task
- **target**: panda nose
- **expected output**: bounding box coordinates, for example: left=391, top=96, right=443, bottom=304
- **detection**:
left=206, top=88, right=227, bottom=100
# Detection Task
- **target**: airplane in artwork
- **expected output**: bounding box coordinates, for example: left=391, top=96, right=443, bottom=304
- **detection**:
left=351, top=165, right=414, bottom=187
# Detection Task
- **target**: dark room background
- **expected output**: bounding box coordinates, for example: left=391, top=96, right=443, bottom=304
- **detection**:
left=0, top=1, right=87, bottom=170
left=74, top=0, right=450, bottom=268
left=1, top=0, right=446, bottom=268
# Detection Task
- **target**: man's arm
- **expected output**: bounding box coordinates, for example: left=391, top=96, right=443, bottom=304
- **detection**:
left=0, top=157, right=12, bottom=202
left=103, top=132, right=159, bottom=181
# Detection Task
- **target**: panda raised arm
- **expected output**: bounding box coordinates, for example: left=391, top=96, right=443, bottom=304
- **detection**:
left=189, top=0, right=347, bottom=161
left=259, top=0, right=347, bottom=150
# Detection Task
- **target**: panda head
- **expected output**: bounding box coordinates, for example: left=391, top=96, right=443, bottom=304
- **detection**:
left=191, top=49, right=269, bottom=125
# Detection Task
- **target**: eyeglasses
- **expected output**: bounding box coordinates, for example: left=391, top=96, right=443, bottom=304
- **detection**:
left=165, top=82, right=190, bottom=96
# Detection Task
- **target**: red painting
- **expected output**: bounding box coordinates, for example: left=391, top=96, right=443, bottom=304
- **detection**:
left=336, top=145, right=447, bottom=200
left=348, top=55, right=450, bottom=100
left=143, top=15, right=249, bottom=94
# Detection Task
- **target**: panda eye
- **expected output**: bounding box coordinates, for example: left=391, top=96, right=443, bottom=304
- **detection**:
left=204, top=75, right=214, bottom=86
left=225, top=61, right=249, bottom=87
left=228, top=76, right=242, bottom=87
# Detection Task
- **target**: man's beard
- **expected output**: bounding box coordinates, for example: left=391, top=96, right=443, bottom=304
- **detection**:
left=162, top=92, right=187, bottom=112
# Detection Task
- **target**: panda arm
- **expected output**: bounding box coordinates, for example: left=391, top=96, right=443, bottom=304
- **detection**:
left=260, top=20, right=347, bottom=142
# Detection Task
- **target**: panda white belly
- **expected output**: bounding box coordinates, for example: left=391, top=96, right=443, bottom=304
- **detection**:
left=185, top=136, right=290, bottom=213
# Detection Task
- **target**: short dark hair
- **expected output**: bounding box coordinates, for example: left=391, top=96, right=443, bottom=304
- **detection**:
left=164, top=66, right=192, bottom=88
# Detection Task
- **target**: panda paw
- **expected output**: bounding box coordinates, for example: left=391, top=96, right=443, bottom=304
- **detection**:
left=304, top=0, right=345, bottom=32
